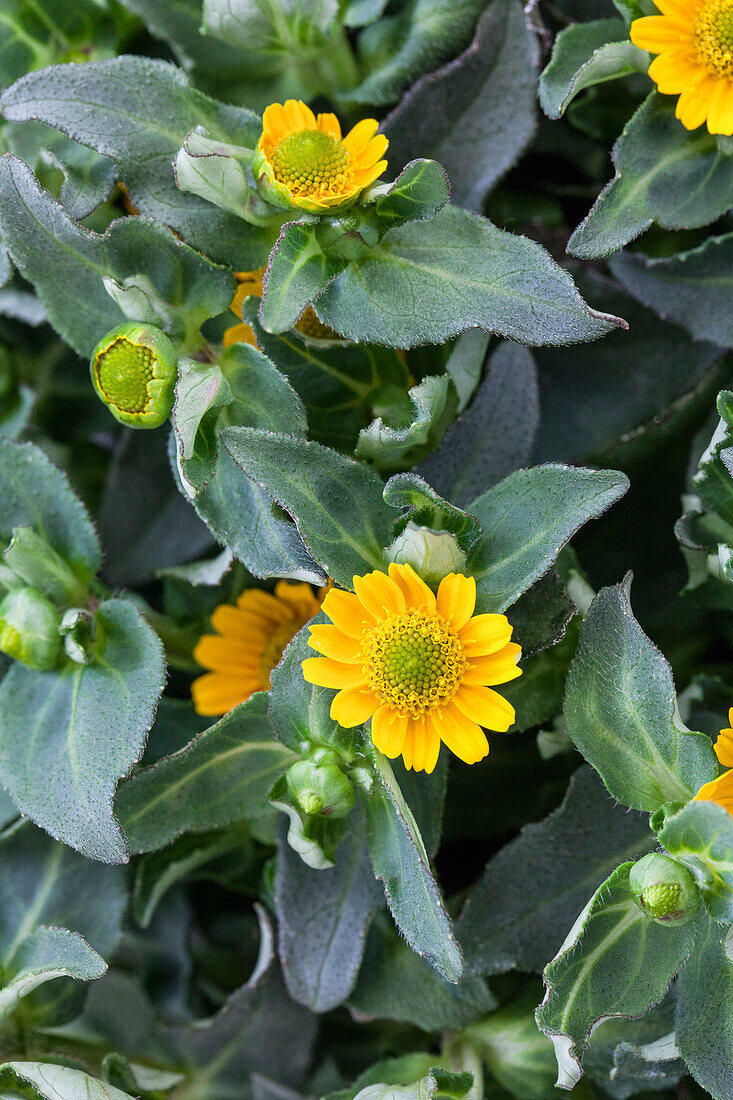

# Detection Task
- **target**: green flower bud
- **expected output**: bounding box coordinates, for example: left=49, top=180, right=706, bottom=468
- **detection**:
left=285, top=759, right=355, bottom=819
left=90, top=322, right=178, bottom=429
left=387, top=523, right=468, bottom=588
left=629, top=852, right=699, bottom=925
left=0, top=587, right=62, bottom=670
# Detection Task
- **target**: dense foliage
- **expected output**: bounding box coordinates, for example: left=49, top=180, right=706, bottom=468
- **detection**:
left=0, top=1, right=731, bottom=1099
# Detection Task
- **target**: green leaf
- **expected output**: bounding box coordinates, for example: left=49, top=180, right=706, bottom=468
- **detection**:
left=0, top=57, right=273, bottom=268
left=0, top=437, right=100, bottom=581
left=349, top=0, right=485, bottom=106
left=0, top=0, right=112, bottom=88
left=444, top=330, right=488, bottom=412
left=384, top=471, right=482, bottom=553
left=536, top=863, right=695, bottom=1089
left=418, top=343, right=538, bottom=507
left=656, top=799, right=733, bottom=924
left=3, top=527, right=88, bottom=607
left=0, top=1064, right=136, bottom=1100
left=383, top=0, right=537, bottom=212
left=367, top=748, right=463, bottom=984
left=534, top=272, right=723, bottom=465
left=458, top=767, right=654, bottom=975
left=349, top=911, right=494, bottom=1031
left=172, top=359, right=231, bottom=467
left=202, top=0, right=338, bottom=53
left=260, top=222, right=343, bottom=334
left=356, top=375, right=457, bottom=473
left=539, top=19, right=647, bottom=120
left=98, top=429, right=214, bottom=589
left=181, top=344, right=324, bottom=585
left=347, top=1068, right=474, bottom=1100
left=0, top=821, right=126, bottom=1023
left=611, top=233, right=733, bottom=349
left=0, top=927, right=106, bottom=1020
left=4, top=120, right=115, bottom=220
left=467, top=464, right=629, bottom=613
left=243, top=299, right=410, bottom=451
left=464, top=986, right=559, bottom=1100
left=174, top=128, right=278, bottom=226
left=675, top=915, right=733, bottom=1100
left=275, top=803, right=382, bottom=1013
left=314, top=205, right=625, bottom=349
left=268, top=618, right=342, bottom=754
left=0, top=157, right=235, bottom=357
left=221, top=428, right=393, bottom=587
left=371, top=160, right=450, bottom=231
left=564, top=576, right=717, bottom=811
left=0, top=599, right=165, bottom=862
left=117, top=693, right=295, bottom=854
left=568, top=94, right=733, bottom=259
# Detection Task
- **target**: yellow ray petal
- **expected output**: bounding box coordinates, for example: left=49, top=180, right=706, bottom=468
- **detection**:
left=322, top=587, right=375, bottom=636
left=630, top=14, right=690, bottom=51
left=431, top=705, right=489, bottom=765
left=316, top=112, right=342, bottom=140
left=453, top=683, right=515, bottom=732
left=715, top=727, right=733, bottom=768
left=301, top=656, right=363, bottom=688
left=463, top=643, right=523, bottom=686
left=191, top=671, right=260, bottom=716
left=707, top=77, right=733, bottom=135
left=237, top=588, right=293, bottom=623
left=193, top=635, right=262, bottom=675
left=331, top=684, right=378, bottom=727
left=342, top=118, right=380, bottom=155
left=353, top=569, right=405, bottom=619
left=209, top=604, right=265, bottom=641
left=459, top=613, right=513, bottom=655
left=436, top=573, right=476, bottom=631
left=388, top=561, right=436, bottom=612
left=371, top=707, right=408, bottom=758
left=308, top=624, right=364, bottom=662
left=695, top=769, right=733, bottom=814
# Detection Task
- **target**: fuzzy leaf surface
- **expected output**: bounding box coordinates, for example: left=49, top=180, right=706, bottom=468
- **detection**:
left=564, top=577, right=717, bottom=811
left=675, top=917, right=733, bottom=1100
left=657, top=799, right=733, bottom=924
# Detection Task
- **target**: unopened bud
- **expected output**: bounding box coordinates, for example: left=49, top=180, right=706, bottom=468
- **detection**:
left=0, top=587, right=62, bottom=670
left=387, top=523, right=468, bottom=588
left=630, top=852, right=699, bottom=925
left=91, top=322, right=178, bottom=428
left=285, top=759, right=355, bottom=819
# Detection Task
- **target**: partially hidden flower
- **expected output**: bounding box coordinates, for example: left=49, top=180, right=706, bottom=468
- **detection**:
left=302, top=563, right=522, bottom=774
left=253, top=99, right=388, bottom=213
left=223, top=267, right=340, bottom=348
left=192, top=581, right=326, bottom=717
left=694, top=707, right=733, bottom=812
left=90, top=322, right=178, bottom=429
left=630, top=0, right=733, bottom=134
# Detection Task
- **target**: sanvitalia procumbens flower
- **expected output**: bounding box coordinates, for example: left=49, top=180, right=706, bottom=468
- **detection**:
left=302, top=563, right=522, bottom=775
left=694, top=706, right=733, bottom=811
left=90, top=322, right=178, bottom=428
left=191, top=581, right=327, bottom=717
left=253, top=99, right=388, bottom=213
left=631, top=0, right=733, bottom=134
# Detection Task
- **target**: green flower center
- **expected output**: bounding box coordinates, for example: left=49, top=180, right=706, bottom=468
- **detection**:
left=695, top=0, right=733, bottom=77
left=365, top=610, right=466, bottom=717
left=641, top=883, right=682, bottom=920
left=95, top=338, right=155, bottom=414
left=271, top=130, right=351, bottom=196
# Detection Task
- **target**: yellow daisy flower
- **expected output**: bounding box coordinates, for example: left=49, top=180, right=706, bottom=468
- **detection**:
left=253, top=99, right=388, bottom=213
left=223, top=266, right=341, bottom=347
left=630, top=0, right=733, bottom=134
left=301, top=563, right=522, bottom=775
left=694, top=707, right=733, bottom=812
left=191, top=581, right=326, bottom=717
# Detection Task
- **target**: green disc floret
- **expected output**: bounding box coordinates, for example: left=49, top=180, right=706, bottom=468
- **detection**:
left=629, top=852, right=700, bottom=926
left=90, top=322, right=178, bottom=429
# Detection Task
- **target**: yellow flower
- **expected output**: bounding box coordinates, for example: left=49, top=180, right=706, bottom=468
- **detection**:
left=253, top=99, right=388, bottom=213
left=694, top=706, right=733, bottom=812
left=630, top=0, right=733, bottom=134
left=301, top=564, right=522, bottom=775
left=191, top=581, right=326, bottom=717
left=223, top=266, right=340, bottom=347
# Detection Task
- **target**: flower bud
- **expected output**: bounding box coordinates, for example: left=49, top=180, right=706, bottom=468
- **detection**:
left=0, top=587, right=62, bottom=670
left=387, top=523, right=468, bottom=588
left=90, top=322, right=178, bottom=429
left=629, top=852, right=699, bottom=925
left=285, top=759, right=355, bottom=819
